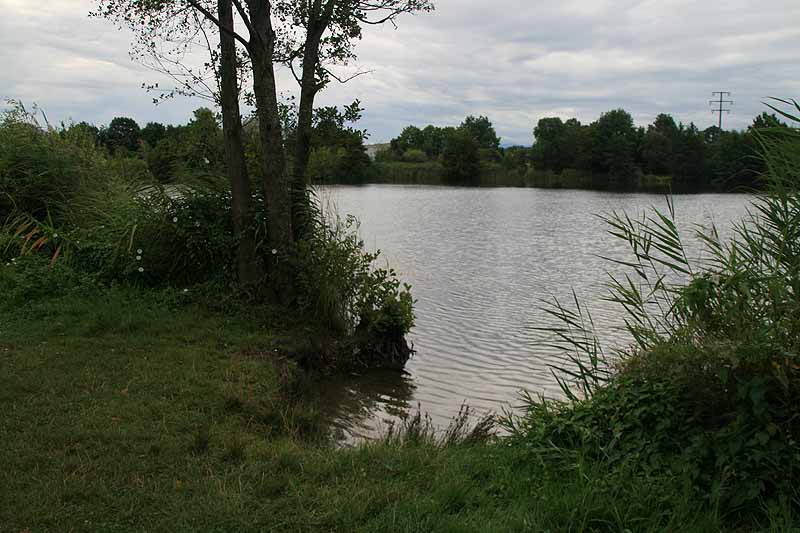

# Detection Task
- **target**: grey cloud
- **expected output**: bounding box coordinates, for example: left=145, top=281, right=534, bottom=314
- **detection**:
left=2, top=0, right=799, bottom=145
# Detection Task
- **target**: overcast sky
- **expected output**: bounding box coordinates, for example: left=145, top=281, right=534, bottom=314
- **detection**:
left=1, top=0, right=799, bottom=145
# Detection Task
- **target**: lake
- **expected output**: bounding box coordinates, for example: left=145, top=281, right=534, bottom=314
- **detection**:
left=315, top=185, right=752, bottom=441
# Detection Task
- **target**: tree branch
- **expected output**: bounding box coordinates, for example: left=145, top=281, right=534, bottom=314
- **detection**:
left=231, top=0, right=256, bottom=39
left=323, top=67, right=372, bottom=84
left=186, top=0, right=251, bottom=49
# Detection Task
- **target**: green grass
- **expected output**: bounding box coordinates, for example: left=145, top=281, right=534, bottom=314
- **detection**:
left=0, top=281, right=775, bottom=532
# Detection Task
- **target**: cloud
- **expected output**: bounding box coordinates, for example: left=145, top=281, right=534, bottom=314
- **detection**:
left=1, top=0, right=799, bottom=145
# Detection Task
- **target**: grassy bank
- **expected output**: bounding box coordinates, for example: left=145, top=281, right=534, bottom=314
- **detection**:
left=0, top=264, right=747, bottom=532
left=3, top=100, right=799, bottom=531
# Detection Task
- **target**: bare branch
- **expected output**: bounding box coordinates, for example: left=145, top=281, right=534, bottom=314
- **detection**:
left=323, top=67, right=372, bottom=85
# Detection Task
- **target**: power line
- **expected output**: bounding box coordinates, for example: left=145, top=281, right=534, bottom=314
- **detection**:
left=710, top=91, right=733, bottom=130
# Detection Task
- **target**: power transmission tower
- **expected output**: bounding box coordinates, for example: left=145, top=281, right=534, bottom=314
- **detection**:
left=710, top=91, right=733, bottom=130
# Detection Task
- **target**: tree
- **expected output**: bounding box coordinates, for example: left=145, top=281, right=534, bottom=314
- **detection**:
left=280, top=0, right=434, bottom=238
left=641, top=130, right=672, bottom=175
left=305, top=102, right=371, bottom=183
left=750, top=112, right=787, bottom=130
left=390, top=125, right=425, bottom=156
left=460, top=115, right=500, bottom=157
left=672, top=123, right=707, bottom=191
left=140, top=122, right=167, bottom=148
left=180, top=107, right=224, bottom=170
left=532, top=117, right=566, bottom=172
left=94, top=0, right=295, bottom=295
left=589, top=109, right=637, bottom=186
left=441, top=128, right=480, bottom=184
left=145, top=136, right=180, bottom=182
left=500, top=145, right=532, bottom=174
left=101, top=116, right=141, bottom=153
left=652, top=113, right=680, bottom=141
left=64, top=122, right=101, bottom=147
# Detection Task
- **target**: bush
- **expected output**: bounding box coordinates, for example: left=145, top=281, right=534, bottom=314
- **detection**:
left=510, top=99, right=800, bottom=520
left=401, top=148, right=428, bottom=163
left=0, top=254, right=98, bottom=311
left=287, top=203, right=414, bottom=369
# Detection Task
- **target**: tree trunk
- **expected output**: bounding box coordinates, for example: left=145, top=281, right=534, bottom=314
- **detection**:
left=246, top=0, right=293, bottom=299
left=291, top=30, right=323, bottom=240
left=217, top=0, right=261, bottom=286
left=292, top=2, right=333, bottom=240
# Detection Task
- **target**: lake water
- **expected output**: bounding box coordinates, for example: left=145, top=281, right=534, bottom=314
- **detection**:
left=315, top=185, right=752, bottom=441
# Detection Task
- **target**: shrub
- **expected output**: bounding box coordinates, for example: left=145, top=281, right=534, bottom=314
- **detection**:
left=286, top=199, right=414, bottom=369
left=511, top=99, right=800, bottom=519
left=401, top=148, right=428, bottom=163
left=0, top=254, right=98, bottom=311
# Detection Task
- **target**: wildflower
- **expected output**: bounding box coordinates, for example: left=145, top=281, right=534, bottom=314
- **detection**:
left=53, top=233, right=59, bottom=238
left=137, top=249, right=142, bottom=254
left=138, top=267, right=144, bottom=273
left=183, top=288, right=189, bottom=293
left=271, top=249, right=278, bottom=255
left=136, top=256, right=142, bottom=261
left=173, top=217, right=178, bottom=223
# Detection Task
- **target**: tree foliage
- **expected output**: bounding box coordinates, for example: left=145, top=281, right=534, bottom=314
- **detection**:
left=100, top=117, right=141, bottom=153
left=441, top=128, right=481, bottom=184
left=531, top=109, right=770, bottom=191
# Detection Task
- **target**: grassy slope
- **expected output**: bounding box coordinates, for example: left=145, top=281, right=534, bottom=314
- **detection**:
left=1, top=285, right=729, bottom=532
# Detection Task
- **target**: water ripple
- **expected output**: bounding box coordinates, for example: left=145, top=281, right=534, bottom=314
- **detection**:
left=316, top=185, right=751, bottom=439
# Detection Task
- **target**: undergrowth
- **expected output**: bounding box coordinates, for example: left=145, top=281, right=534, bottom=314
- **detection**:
left=505, top=98, right=800, bottom=527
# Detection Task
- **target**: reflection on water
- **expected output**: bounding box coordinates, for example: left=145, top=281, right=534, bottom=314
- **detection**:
left=315, top=185, right=752, bottom=440
left=317, top=370, right=416, bottom=443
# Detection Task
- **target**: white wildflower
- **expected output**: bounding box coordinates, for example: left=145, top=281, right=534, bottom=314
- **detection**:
left=137, top=249, right=142, bottom=254
left=271, top=249, right=278, bottom=255
left=136, top=255, right=142, bottom=261
left=138, top=267, right=144, bottom=273
left=173, top=217, right=178, bottom=223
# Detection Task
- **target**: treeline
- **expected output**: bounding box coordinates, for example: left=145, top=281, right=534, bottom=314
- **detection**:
left=529, top=110, right=782, bottom=191
left=64, top=106, right=785, bottom=192
left=375, top=116, right=502, bottom=184
left=377, top=110, right=787, bottom=191
left=58, top=104, right=371, bottom=185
